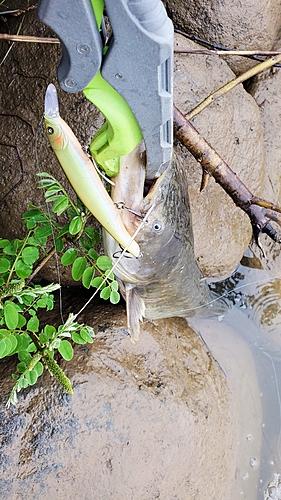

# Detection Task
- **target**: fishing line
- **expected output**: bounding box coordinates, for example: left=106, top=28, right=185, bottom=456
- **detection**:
left=35, top=115, right=64, bottom=324
left=168, top=273, right=281, bottom=316
left=86, top=148, right=115, bottom=186
left=74, top=204, right=154, bottom=318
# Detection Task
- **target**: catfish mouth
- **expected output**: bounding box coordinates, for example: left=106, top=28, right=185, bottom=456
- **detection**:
left=110, top=143, right=164, bottom=237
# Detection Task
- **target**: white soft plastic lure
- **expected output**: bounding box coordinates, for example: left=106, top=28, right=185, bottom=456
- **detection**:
left=43, top=83, right=140, bottom=258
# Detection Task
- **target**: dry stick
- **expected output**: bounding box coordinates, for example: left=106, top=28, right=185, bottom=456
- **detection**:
left=173, top=105, right=281, bottom=245
left=186, top=53, right=281, bottom=121
left=175, top=49, right=281, bottom=56
left=0, top=34, right=60, bottom=44
left=26, top=246, right=57, bottom=284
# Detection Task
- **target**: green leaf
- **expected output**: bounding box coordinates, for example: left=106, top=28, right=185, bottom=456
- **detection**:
left=45, top=193, right=63, bottom=202
left=72, top=257, right=87, bottom=281
left=34, top=361, right=44, bottom=376
left=17, top=313, right=27, bottom=327
left=69, top=215, right=83, bottom=235
left=39, top=332, right=49, bottom=343
left=0, top=329, right=9, bottom=340
left=58, top=339, right=74, bottom=361
left=105, top=270, right=114, bottom=280
left=27, top=236, right=46, bottom=247
left=52, top=195, right=70, bottom=215
left=21, top=334, right=32, bottom=350
left=17, top=361, right=27, bottom=373
left=91, top=276, right=103, bottom=289
left=22, top=209, right=43, bottom=219
left=3, top=240, right=22, bottom=256
left=18, top=350, right=32, bottom=364
left=110, top=290, right=120, bottom=304
left=0, top=257, right=10, bottom=273
left=55, top=237, right=64, bottom=252
left=88, top=248, right=99, bottom=260
left=34, top=225, right=53, bottom=239
left=0, top=339, right=7, bottom=358
left=8, top=334, right=20, bottom=356
left=56, top=223, right=70, bottom=239
left=80, top=328, right=94, bottom=343
left=82, top=267, right=95, bottom=289
left=27, top=316, right=39, bottom=333
left=111, top=280, right=119, bottom=292
left=4, top=301, right=19, bottom=329
left=44, top=325, right=56, bottom=339
left=25, top=218, right=37, bottom=229
left=100, top=286, right=111, bottom=300
left=36, top=295, right=50, bottom=308
left=27, top=342, right=37, bottom=352
left=15, top=259, right=33, bottom=279
left=38, top=178, right=57, bottom=188
left=84, top=227, right=100, bottom=245
left=19, top=377, right=29, bottom=389
left=61, top=248, right=77, bottom=266
left=96, top=255, right=112, bottom=271
left=72, top=332, right=87, bottom=344
left=45, top=185, right=62, bottom=197
left=0, top=337, right=12, bottom=358
left=0, top=239, right=9, bottom=249
left=22, top=246, right=39, bottom=266
left=6, top=335, right=18, bottom=355
left=25, top=369, right=38, bottom=385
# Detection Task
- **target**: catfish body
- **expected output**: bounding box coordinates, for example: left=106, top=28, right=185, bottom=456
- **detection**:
left=104, top=150, right=226, bottom=341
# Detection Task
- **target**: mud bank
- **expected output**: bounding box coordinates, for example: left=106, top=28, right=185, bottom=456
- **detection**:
left=0, top=294, right=236, bottom=500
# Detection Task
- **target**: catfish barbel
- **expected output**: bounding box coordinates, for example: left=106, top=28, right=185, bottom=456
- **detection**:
left=104, top=145, right=227, bottom=342
left=43, top=84, right=140, bottom=258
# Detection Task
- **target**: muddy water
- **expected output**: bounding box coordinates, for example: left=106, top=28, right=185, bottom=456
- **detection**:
left=190, top=248, right=281, bottom=499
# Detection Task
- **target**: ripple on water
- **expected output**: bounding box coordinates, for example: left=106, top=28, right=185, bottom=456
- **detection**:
left=264, top=473, right=281, bottom=499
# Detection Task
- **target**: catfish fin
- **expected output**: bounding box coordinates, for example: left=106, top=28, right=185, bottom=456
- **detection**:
left=125, top=284, right=145, bottom=343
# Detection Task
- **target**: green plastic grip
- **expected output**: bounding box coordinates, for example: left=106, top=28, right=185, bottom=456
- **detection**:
left=83, top=0, right=143, bottom=177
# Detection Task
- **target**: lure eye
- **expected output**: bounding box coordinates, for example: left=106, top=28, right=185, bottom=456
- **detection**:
left=152, top=220, right=163, bottom=233
left=47, top=127, right=54, bottom=135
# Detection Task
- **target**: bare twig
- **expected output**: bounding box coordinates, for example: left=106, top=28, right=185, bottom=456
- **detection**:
left=174, top=29, right=281, bottom=67
left=175, top=49, right=281, bottom=56
left=186, top=54, right=281, bottom=120
left=0, top=34, right=60, bottom=44
left=26, top=246, right=57, bottom=284
left=0, top=15, right=25, bottom=65
left=173, top=105, right=281, bottom=246
left=0, top=5, right=36, bottom=16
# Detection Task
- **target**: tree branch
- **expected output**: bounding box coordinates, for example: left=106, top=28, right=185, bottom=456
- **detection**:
left=173, top=105, right=281, bottom=248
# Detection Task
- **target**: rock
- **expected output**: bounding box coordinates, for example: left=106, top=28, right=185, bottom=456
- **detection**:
left=165, top=0, right=281, bottom=74
left=247, top=56, right=281, bottom=268
left=174, top=35, right=265, bottom=277
left=0, top=296, right=236, bottom=500
left=0, top=11, right=267, bottom=281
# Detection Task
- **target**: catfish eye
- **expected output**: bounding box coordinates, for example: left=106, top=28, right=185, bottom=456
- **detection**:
left=47, top=127, right=54, bottom=135
left=152, top=220, right=163, bottom=233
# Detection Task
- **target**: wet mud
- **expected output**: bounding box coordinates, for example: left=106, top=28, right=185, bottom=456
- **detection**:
left=0, top=293, right=236, bottom=500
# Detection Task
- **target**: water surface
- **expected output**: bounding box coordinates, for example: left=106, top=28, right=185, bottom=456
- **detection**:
left=190, top=246, right=281, bottom=499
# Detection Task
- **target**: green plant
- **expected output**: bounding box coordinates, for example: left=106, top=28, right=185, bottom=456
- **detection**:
left=0, top=172, right=120, bottom=407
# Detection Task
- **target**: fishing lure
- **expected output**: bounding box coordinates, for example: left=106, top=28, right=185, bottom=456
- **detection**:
left=43, top=84, right=140, bottom=258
